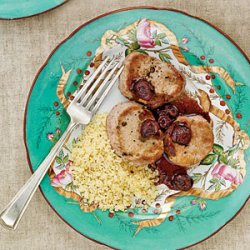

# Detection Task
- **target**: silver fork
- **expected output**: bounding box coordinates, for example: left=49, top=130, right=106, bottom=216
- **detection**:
left=0, top=57, right=124, bottom=230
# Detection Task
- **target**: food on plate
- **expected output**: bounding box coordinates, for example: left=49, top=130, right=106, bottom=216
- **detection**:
left=106, top=52, right=214, bottom=191
left=106, top=101, right=164, bottom=166
left=155, top=154, right=193, bottom=191
left=154, top=103, right=179, bottom=130
left=119, top=52, right=185, bottom=109
left=164, top=115, right=214, bottom=167
left=171, top=92, right=210, bottom=122
left=70, top=114, right=158, bottom=211
left=69, top=51, right=216, bottom=204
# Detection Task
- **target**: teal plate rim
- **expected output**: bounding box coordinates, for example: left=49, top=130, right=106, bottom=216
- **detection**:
left=0, top=0, right=69, bottom=20
left=23, top=6, right=250, bottom=249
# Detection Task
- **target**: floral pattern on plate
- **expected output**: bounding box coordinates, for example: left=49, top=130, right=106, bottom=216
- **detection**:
left=47, top=18, right=249, bottom=235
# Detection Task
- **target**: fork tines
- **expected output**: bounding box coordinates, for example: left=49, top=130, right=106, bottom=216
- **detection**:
left=72, top=57, right=124, bottom=112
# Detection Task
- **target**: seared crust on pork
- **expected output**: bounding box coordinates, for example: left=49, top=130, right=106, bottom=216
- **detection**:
left=119, top=52, right=185, bottom=109
left=106, top=101, right=164, bottom=165
left=164, top=115, right=214, bottom=168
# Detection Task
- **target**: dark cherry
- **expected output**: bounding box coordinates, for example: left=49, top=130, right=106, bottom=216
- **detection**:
left=154, top=104, right=179, bottom=129
left=131, top=78, right=154, bottom=101
left=171, top=173, right=193, bottom=191
left=164, top=104, right=179, bottom=118
left=158, top=115, right=173, bottom=129
left=155, top=155, right=193, bottom=191
left=155, top=155, right=183, bottom=175
left=171, top=122, right=191, bottom=145
left=156, top=104, right=179, bottom=117
left=140, top=119, right=160, bottom=138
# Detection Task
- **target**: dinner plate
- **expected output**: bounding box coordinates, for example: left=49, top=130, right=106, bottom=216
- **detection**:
left=0, top=0, right=67, bottom=20
left=24, top=7, right=250, bottom=250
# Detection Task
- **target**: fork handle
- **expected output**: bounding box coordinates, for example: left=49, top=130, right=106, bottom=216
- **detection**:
left=0, top=121, right=77, bottom=230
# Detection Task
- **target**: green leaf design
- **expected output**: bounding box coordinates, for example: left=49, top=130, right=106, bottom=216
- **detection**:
left=207, top=184, right=214, bottom=191
left=157, top=33, right=166, bottom=39
left=192, top=173, right=203, bottom=184
left=127, top=29, right=137, bottom=42
left=209, top=178, right=224, bottom=191
left=178, top=211, right=220, bottom=225
left=136, top=49, right=148, bottom=55
left=227, top=158, right=239, bottom=168
left=130, top=42, right=140, bottom=50
left=215, top=182, right=221, bottom=191
left=54, top=134, right=60, bottom=142
left=59, top=150, right=64, bottom=158
left=209, top=178, right=219, bottom=184
left=55, top=156, right=63, bottom=164
left=152, top=30, right=157, bottom=39
left=116, top=37, right=129, bottom=46
left=159, top=53, right=165, bottom=62
left=163, top=53, right=171, bottom=59
left=228, top=144, right=239, bottom=156
left=218, top=153, right=229, bottom=164
left=155, top=39, right=161, bottom=46
left=159, top=53, right=171, bottom=62
left=125, top=49, right=133, bottom=56
left=105, top=38, right=112, bottom=45
left=213, top=144, right=224, bottom=155
left=65, top=182, right=74, bottom=191
left=220, top=178, right=226, bottom=187
left=63, top=155, right=69, bottom=164
left=56, top=164, right=64, bottom=170
left=200, top=154, right=217, bottom=165
left=72, top=138, right=77, bottom=145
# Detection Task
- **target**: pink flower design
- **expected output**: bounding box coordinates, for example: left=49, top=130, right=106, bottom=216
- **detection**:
left=182, top=37, right=189, bottom=44
left=136, top=18, right=155, bottom=48
left=183, top=47, right=189, bottom=52
left=47, top=133, right=54, bottom=140
left=66, top=160, right=73, bottom=168
left=51, top=167, right=72, bottom=187
left=191, top=199, right=197, bottom=205
left=56, top=128, right=61, bottom=134
left=199, top=201, right=206, bottom=210
left=211, top=163, right=243, bottom=184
